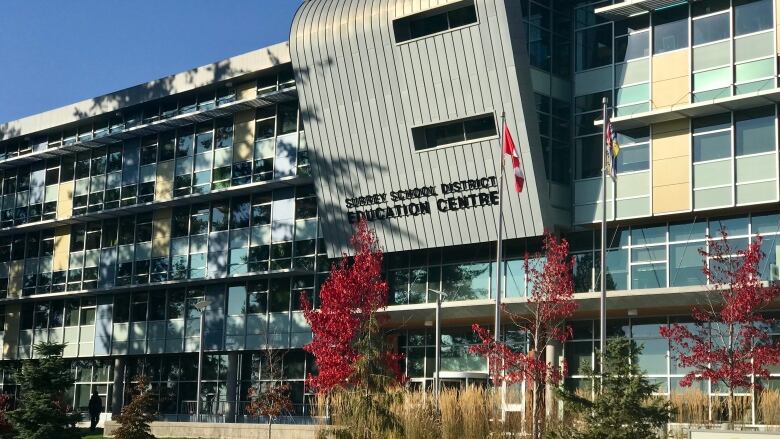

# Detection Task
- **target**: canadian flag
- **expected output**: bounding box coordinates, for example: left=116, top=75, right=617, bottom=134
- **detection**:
left=502, top=122, right=524, bottom=193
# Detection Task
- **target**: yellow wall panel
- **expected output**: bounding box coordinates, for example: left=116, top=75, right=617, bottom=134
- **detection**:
left=653, top=157, right=688, bottom=186
left=53, top=226, right=71, bottom=271
left=3, top=304, right=19, bottom=360
left=152, top=208, right=172, bottom=258
left=233, top=110, right=255, bottom=162
left=155, top=161, right=174, bottom=202
left=652, top=122, right=689, bottom=160
left=652, top=49, right=689, bottom=109
left=652, top=120, right=691, bottom=215
left=8, top=260, right=23, bottom=299
left=56, top=181, right=74, bottom=220
left=653, top=184, right=690, bottom=214
left=236, top=81, right=257, bottom=101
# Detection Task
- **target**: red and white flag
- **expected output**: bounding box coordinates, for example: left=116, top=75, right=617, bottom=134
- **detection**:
left=503, top=122, right=524, bottom=192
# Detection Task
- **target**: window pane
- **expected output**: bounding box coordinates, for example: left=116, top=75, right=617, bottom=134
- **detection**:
left=576, top=136, right=602, bottom=179
left=631, top=263, right=666, bottom=289
left=693, top=113, right=731, bottom=133
left=735, top=58, right=774, bottom=83
left=735, top=106, right=775, bottom=155
left=576, top=24, right=612, bottom=70
left=693, top=131, right=731, bottom=162
left=605, top=249, right=628, bottom=291
left=636, top=339, right=668, bottom=375
left=653, top=5, right=688, bottom=54
left=735, top=0, right=773, bottom=36
left=693, top=67, right=731, bottom=91
left=615, top=31, right=649, bottom=62
left=692, top=13, right=730, bottom=45
left=616, top=83, right=649, bottom=107
left=410, top=13, right=448, bottom=39
left=670, top=243, right=706, bottom=287
left=463, top=116, right=497, bottom=140
left=448, top=5, right=478, bottom=28
left=631, top=224, right=666, bottom=245
left=617, top=144, right=649, bottom=173
left=441, top=263, right=490, bottom=301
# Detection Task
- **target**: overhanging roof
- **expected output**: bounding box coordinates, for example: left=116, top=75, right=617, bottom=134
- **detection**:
left=595, top=0, right=688, bottom=20
left=596, top=87, right=780, bottom=130
left=0, top=42, right=292, bottom=139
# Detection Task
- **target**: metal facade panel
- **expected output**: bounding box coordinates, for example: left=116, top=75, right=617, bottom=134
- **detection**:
left=291, top=0, right=558, bottom=256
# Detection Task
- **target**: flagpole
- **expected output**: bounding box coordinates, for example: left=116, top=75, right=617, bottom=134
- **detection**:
left=495, top=111, right=506, bottom=346
left=599, top=97, right=608, bottom=377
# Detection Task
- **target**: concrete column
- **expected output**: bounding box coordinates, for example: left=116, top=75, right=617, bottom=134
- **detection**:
left=545, top=341, right=561, bottom=418
left=112, top=357, right=126, bottom=417
left=226, top=352, right=239, bottom=423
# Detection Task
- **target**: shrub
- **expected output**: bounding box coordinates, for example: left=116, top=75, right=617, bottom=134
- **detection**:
left=113, top=375, right=156, bottom=439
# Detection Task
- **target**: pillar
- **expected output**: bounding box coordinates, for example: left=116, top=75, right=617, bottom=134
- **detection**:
left=226, top=352, right=239, bottom=423
left=112, top=357, right=126, bottom=417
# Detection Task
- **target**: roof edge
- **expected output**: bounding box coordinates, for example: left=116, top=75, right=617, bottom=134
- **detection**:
left=0, top=41, right=291, bottom=140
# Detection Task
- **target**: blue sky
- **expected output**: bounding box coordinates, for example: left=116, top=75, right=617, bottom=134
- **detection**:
left=0, top=1, right=302, bottom=123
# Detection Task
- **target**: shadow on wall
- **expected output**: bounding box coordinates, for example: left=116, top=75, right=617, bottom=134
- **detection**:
left=304, top=146, right=420, bottom=257
left=292, top=56, right=422, bottom=255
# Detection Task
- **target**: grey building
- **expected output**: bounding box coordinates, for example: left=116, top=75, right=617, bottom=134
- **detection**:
left=0, top=0, right=779, bottom=427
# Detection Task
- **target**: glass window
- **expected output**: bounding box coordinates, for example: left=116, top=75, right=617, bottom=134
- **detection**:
left=616, top=83, right=649, bottom=107
left=211, top=202, right=229, bottom=232
left=693, top=13, right=730, bottom=46
left=669, top=219, right=708, bottom=242
left=670, top=242, right=706, bottom=287
left=605, top=248, right=629, bottom=290
left=635, top=338, right=668, bottom=375
left=694, top=130, right=731, bottom=162
left=735, top=58, right=774, bottom=83
left=576, top=24, right=612, bottom=70
left=693, top=113, right=732, bottom=162
left=653, top=5, right=689, bottom=54
left=734, top=0, right=773, bottom=36
left=227, top=285, right=246, bottom=316
left=631, top=225, right=666, bottom=246
left=277, top=103, right=298, bottom=135
left=575, top=136, right=601, bottom=179
left=693, top=67, right=732, bottom=91
left=414, top=114, right=496, bottom=151
left=441, top=263, right=490, bottom=301
left=615, top=31, right=649, bottom=62
left=631, top=263, right=666, bottom=289
left=735, top=106, right=775, bottom=156
left=393, top=2, right=478, bottom=43
left=617, top=144, right=649, bottom=173
left=752, top=212, right=780, bottom=235
left=692, top=0, right=730, bottom=16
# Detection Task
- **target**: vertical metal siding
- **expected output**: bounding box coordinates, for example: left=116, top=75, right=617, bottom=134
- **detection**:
left=291, top=0, right=552, bottom=256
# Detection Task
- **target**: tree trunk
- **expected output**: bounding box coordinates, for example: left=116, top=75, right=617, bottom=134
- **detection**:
left=728, top=389, right=735, bottom=430
left=532, top=381, right=545, bottom=439
left=268, top=417, right=272, bottom=439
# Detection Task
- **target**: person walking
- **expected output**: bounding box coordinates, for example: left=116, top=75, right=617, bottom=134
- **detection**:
left=88, top=389, right=103, bottom=432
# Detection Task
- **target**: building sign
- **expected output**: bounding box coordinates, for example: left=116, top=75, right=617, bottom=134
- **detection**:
left=345, top=177, right=499, bottom=223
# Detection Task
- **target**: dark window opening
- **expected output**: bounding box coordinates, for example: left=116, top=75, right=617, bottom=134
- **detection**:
left=394, top=1, right=477, bottom=43
left=412, top=114, right=497, bottom=151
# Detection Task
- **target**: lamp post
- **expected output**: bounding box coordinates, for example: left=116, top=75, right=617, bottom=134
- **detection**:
left=194, top=299, right=210, bottom=421
left=428, top=289, right=447, bottom=408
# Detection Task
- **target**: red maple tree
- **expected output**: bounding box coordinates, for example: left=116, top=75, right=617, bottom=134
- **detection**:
left=470, top=232, right=577, bottom=439
left=301, top=219, right=404, bottom=394
left=660, top=231, right=780, bottom=426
